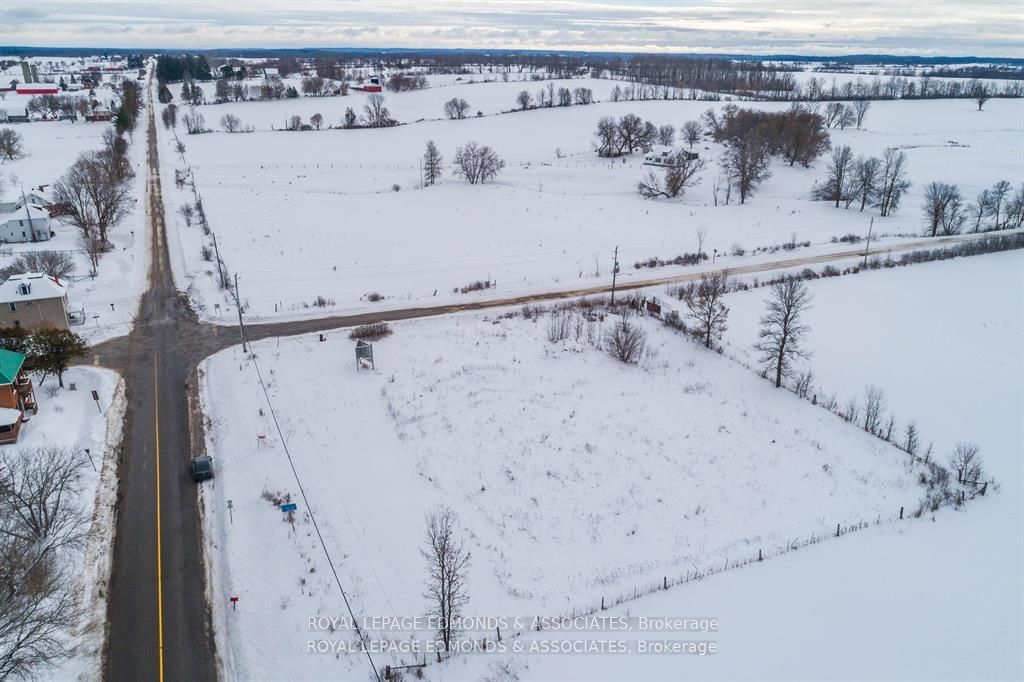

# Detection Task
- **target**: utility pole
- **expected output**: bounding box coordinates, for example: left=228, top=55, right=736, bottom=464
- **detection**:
left=212, top=232, right=226, bottom=289
left=235, top=273, right=248, bottom=353
left=863, top=216, right=874, bottom=268
left=610, top=246, right=620, bottom=304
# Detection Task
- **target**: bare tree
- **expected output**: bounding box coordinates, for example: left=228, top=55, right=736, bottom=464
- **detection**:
left=0, top=446, right=89, bottom=678
left=616, top=114, right=644, bottom=154
left=452, top=142, right=505, bottom=185
left=813, top=145, right=855, bottom=208
left=443, top=97, right=470, bottom=120
left=637, top=152, right=705, bottom=199
left=721, top=130, right=772, bottom=204
left=79, top=229, right=103, bottom=276
left=182, top=110, right=206, bottom=134
left=823, top=102, right=844, bottom=128
left=53, top=150, right=133, bottom=251
left=421, top=506, right=470, bottom=655
left=423, top=140, right=443, bottom=186
left=361, top=93, right=394, bottom=127
left=862, top=385, right=886, bottom=434
left=0, top=128, right=26, bottom=162
left=989, top=180, right=1012, bottom=228
left=852, top=99, right=871, bottom=129
left=949, top=442, right=984, bottom=484
left=4, top=251, right=75, bottom=280
left=972, top=82, right=990, bottom=111
left=161, top=103, right=177, bottom=130
left=696, top=227, right=708, bottom=258
left=301, top=75, right=327, bottom=97
left=515, top=90, right=532, bottom=110
left=604, top=317, right=646, bottom=364
left=875, top=148, right=910, bottom=217
left=903, top=421, right=919, bottom=455
left=219, top=113, right=241, bottom=133
left=572, top=87, right=593, bottom=105
left=682, top=120, right=702, bottom=148
left=178, top=204, right=195, bottom=228
left=684, top=271, right=730, bottom=349
left=836, top=105, right=856, bottom=130
left=922, top=182, right=966, bottom=236
left=656, top=124, right=675, bottom=147
left=851, top=155, right=882, bottom=212
left=557, top=87, right=572, bottom=106
left=755, top=277, right=813, bottom=388
left=968, top=189, right=992, bottom=231
left=594, top=116, right=619, bottom=157
left=306, top=113, right=321, bottom=130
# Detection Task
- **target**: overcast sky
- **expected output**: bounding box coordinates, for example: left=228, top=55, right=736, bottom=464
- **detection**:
left=1, top=1, right=1022, bottom=57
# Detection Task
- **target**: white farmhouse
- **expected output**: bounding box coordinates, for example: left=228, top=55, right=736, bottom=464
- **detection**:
left=0, top=205, right=51, bottom=243
left=643, top=145, right=699, bottom=167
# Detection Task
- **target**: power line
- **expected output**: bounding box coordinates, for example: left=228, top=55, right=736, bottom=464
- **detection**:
left=247, top=351, right=381, bottom=682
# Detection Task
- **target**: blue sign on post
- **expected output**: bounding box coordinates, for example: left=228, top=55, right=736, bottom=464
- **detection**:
left=280, top=503, right=298, bottom=513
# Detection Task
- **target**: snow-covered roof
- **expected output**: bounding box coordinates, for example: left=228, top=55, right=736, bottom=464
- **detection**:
left=0, top=272, right=67, bottom=302
left=645, top=145, right=674, bottom=157
left=0, top=204, right=49, bottom=224
left=0, top=407, right=21, bottom=426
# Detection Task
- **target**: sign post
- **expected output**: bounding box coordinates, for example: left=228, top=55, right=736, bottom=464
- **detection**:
left=91, top=389, right=101, bottom=413
left=355, top=340, right=374, bottom=371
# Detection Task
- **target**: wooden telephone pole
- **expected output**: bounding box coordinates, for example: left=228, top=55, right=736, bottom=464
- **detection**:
left=610, top=246, right=620, bottom=304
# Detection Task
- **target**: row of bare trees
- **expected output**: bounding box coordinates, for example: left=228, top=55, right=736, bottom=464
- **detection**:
left=813, top=146, right=910, bottom=216
left=923, top=180, right=1024, bottom=236
left=516, top=85, right=594, bottom=111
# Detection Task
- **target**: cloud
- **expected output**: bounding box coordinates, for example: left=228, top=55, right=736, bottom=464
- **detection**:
left=0, top=0, right=1021, bottom=57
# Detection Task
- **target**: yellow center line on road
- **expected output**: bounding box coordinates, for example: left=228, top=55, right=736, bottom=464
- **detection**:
left=154, top=358, right=165, bottom=682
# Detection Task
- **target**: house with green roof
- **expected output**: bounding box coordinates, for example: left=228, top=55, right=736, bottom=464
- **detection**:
left=0, top=348, right=37, bottom=444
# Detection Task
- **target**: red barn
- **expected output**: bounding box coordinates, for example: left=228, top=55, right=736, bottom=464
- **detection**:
left=353, top=76, right=383, bottom=93
left=16, top=84, right=59, bottom=95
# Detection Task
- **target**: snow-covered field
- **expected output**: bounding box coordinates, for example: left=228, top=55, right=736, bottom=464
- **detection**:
left=157, top=79, right=1024, bottom=324
left=3, top=367, right=125, bottom=682
left=0, top=110, right=149, bottom=343
left=197, top=296, right=959, bottom=679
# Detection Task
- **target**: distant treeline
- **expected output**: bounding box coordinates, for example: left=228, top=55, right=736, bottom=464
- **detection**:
left=155, top=54, right=213, bottom=82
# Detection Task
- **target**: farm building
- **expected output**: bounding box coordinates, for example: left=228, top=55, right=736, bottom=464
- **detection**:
left=0, top=273, right=70, bottom=331
left=643, top=146, right=699, bottom=167
left=85, top=109, right=113, bottom=122
left=0, top=103, right=30, bottom=123
left=353, top=76, right=383, bottom=93
left=15, top=83, right=59, bottom=95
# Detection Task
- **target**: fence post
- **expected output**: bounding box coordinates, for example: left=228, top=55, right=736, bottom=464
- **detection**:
left=981, top=482, right=988, bottom=496
left=601, top=596, right=605, bottom=611
left=663, top=576, right=668, bottom=590
left=899, top=506, right=904, bottom=520
left=497, top=627, right=501, bottom=642
left=758, top=549, right=762, bottom=562
left=835, top=523, right=841, bottom=537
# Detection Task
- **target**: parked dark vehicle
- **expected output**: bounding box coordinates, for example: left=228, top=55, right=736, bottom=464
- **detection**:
left=190, top=455, right=213, bottom=482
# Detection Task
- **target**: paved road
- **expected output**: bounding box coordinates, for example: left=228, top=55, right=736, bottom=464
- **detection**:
left=102, top=81, right=218, bottom=682
left=97, top=76, right=1020, bottom=681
